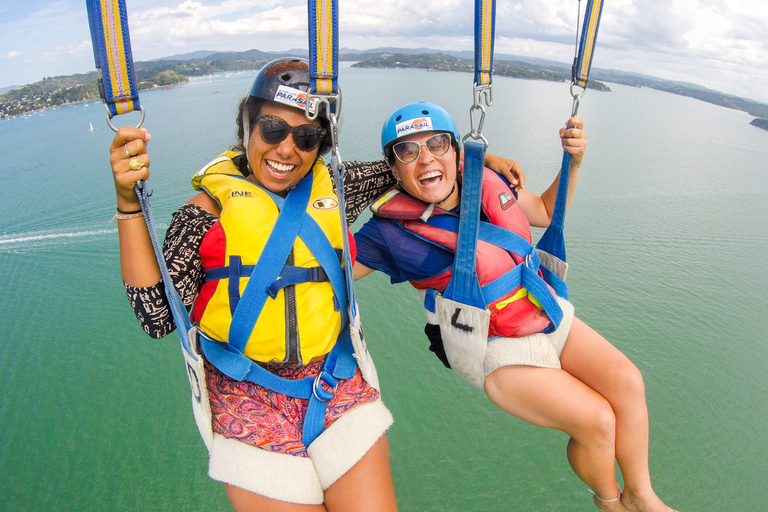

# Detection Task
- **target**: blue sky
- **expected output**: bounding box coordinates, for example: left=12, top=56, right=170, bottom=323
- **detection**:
left=2, top=0, right=767, bottom=104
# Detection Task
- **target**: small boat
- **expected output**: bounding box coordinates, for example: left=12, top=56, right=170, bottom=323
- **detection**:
left=89, top=123, right=94, bottom=132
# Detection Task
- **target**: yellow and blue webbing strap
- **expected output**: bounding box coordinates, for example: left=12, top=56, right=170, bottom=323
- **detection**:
left=306, top=0, right=340, bottom=119
left=473, top=0, right=496, bottom=89
left=572, top=0, right=604, bottom=91
left=85, top=0, right=144, bottom=130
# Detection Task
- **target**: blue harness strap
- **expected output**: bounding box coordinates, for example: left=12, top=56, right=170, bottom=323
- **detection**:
left=425, top=208, right=564, bottom=330
left=536, top=0, right=603, bottom=287
left=135, top=182, right=196, bottom=358
left=442, top=140, right=487, bottom=310
left=198, top=322, right=356, bottom=446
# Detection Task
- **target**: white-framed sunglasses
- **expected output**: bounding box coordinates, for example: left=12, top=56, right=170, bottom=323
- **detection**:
left=392, top=133, right=452, bottom=163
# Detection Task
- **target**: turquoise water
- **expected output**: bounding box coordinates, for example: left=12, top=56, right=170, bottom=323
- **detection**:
left=1, top=66, right=766, bottom=511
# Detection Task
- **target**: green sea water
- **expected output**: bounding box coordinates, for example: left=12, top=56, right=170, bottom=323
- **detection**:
left=1, top=65, right=766, bottom=511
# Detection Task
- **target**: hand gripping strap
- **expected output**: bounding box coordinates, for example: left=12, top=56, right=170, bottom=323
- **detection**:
left=474, top=0, right=497, bottom=86
left=85, top=0, right=142, bottom=120
left=227, top=173, right=313, bottom=352
left=443, top=140, right=486, bottom=309
left=135, top=182, right=195, bottom=359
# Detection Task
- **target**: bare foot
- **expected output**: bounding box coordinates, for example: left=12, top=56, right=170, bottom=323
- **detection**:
left=620, top=489, right=678, bottom=512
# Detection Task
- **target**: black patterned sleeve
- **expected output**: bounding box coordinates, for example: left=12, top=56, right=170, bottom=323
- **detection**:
left=124, top=204, right=217, bottom=339
left=341, top=160, right=396, bottom=224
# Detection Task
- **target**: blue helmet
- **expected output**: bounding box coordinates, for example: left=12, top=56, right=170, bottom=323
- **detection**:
left=381, top=102, right=460, bottom=158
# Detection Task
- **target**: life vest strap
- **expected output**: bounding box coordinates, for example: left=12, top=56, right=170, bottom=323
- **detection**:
left=228, top=174, right=313, bottom=352
left=266, top=266, right=329, bottom=298
left=299, top=218, right=348, bottom=321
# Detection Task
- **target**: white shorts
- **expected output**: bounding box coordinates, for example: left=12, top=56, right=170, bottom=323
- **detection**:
left=208, top=398, right=393, bottom=504
left=484, top=297, right=575, bottom=377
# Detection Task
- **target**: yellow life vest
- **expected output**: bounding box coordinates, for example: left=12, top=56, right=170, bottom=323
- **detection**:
left=191, top=151, right=345, bottom=364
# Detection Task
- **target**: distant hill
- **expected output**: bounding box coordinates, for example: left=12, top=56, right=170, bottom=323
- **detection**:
left=351, top=52, right=609, bottom=91
left=346, top=47, right=768, bottom=123
left=2, top=47, right=767, bottom=131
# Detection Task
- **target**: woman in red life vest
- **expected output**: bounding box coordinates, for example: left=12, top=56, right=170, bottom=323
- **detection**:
left=353, top=102, right=677, bottom=512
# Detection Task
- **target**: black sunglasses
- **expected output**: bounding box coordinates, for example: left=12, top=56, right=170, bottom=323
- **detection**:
left=255, top=114, right=327, bottom=152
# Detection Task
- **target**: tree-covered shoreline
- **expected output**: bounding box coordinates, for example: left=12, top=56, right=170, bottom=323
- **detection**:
left=3, top=49, right=766, bottom=131
left=0, top=59, right=264, bottom=120
left=352, top=53, right=611, bottom=92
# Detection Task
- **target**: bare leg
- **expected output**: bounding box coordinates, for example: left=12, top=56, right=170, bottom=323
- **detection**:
left=560, top=317, right=677, bottom=512
left=324, top=435, right=398, bottom=512
left=484, top=364, right=628, bottom=511
left=225, top=485, right=327, bottom=512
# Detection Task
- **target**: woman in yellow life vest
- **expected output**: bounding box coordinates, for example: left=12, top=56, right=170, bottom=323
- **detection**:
left=108, top=59, right=398, bottom=512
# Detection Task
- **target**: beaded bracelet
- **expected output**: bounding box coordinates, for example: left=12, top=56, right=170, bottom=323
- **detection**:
left=110, top=210, right=145, bottom=223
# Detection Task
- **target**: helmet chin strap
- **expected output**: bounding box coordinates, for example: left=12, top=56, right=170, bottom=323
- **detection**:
left=419, top=182, right=457, bottom=222
left=437, top=182, right=457, bottom=205
left=242, top=110, right=253, bottom=176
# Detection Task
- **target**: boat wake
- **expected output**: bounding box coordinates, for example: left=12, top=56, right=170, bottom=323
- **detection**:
left=710, top=139, right=768, bottom=155
left=0, top=228, right=115, bottom=252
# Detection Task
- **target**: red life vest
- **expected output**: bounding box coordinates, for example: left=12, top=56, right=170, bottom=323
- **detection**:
left=371, top=168, right=554, bottom=338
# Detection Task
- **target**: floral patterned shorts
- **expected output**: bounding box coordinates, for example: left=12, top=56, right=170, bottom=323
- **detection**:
left=205, top=359, right=380, bottom=457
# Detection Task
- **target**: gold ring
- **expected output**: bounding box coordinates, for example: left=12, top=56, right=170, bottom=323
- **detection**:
left=129, top=157, right=144, bottom=171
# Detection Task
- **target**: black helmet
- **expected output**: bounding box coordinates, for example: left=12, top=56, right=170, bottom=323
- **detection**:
left=249, top=58, right=339, bottom=119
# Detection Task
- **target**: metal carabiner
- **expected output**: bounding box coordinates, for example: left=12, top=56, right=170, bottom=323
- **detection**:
left=305, top=92, right=342, bottom=122
left=462, top=102, right=489, bottom=147
left=106, top=104, right=145, bottom=132
left=569, top=82, right=587, bottom=117
left=473, top=82, right=493, bottom=109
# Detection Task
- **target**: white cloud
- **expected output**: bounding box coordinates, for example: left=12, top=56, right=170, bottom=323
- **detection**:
left=1, top=0, right=767, bottom=103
